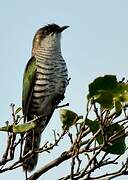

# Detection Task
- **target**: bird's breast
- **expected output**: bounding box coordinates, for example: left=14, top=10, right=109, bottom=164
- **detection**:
left=31, top=50, right=68, bottom=111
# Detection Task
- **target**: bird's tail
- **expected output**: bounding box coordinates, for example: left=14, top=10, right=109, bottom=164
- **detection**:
left=22, top=127, right=41, bottom=172
left=22, top=113, right=53, bottom=172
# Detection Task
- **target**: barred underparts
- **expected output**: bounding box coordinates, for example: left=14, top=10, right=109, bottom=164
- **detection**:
left=22, top=24, right=69, bottom=171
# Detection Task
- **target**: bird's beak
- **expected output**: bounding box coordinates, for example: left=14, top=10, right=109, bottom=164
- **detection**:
left=60, top=25, right=70, bottom=32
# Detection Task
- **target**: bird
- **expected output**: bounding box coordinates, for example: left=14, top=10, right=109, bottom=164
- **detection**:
left=22, top=24, right=69, bottom=172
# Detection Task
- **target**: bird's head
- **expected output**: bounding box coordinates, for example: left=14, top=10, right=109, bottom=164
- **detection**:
left=32, top=24, right=69, bottom=54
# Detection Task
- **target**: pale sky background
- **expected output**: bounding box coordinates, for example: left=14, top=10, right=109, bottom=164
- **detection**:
left=0, top=0, right=128, bottom=180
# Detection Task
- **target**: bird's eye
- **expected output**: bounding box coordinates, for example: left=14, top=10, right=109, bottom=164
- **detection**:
left=43, top=30, right=47, bottom=35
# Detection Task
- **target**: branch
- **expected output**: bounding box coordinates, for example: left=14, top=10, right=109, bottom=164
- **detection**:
left=28, top=151, right=72, bottom=180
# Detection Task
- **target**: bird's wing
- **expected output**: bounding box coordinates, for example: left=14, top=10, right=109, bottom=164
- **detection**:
left=22, top=56, right=36, bottom=121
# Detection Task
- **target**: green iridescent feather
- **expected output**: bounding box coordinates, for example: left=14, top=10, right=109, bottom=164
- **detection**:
left=22, top=57, right=36, bottom=119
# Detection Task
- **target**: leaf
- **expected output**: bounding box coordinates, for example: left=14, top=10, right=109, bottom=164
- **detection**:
left=85, top=119, right=126, bottom=155
left=114, top=100, right=122, bottom=117
left=59, top=109, right=78, bottom=130
left=88, top=75, right=117, bottom=97
left=117, top=83, right=128, bottom=102
left=0, top=120, right=37, bottom=133
left=13, top=121, right=36, bottom=133
left=88, top=75, right=128, bottom=110
left=104, top=123, right=125, bottom=154
left=15, top=107, right=22, bottom=114
left=95, top=91, right=114, bottom=109
left=0, top=125, right=11, bottom=132
left=76, top=118, right=85, bottom=124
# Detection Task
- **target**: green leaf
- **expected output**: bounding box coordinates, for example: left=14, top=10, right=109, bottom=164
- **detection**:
left=88, top=75, right=128, bottom=110
left=59, top=109, right=78, bottom=130
left=0, top=125, right=11, bottom=132
left=85, top=119, right=126, bottom=155
left=15, top=107, right=22, bottom=114
left=88, top=75, right=117, bottom=97
left=104, top=123, right=125, bottom=154
left=95, top=91, right=114, bottom=109
left=114, top=100, right=122, bottom=117
left=0, top=120, right=37, bottom=133
left=13, top=121, right=36, bottom=133
left=117, top=83, right=128, bottom=102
